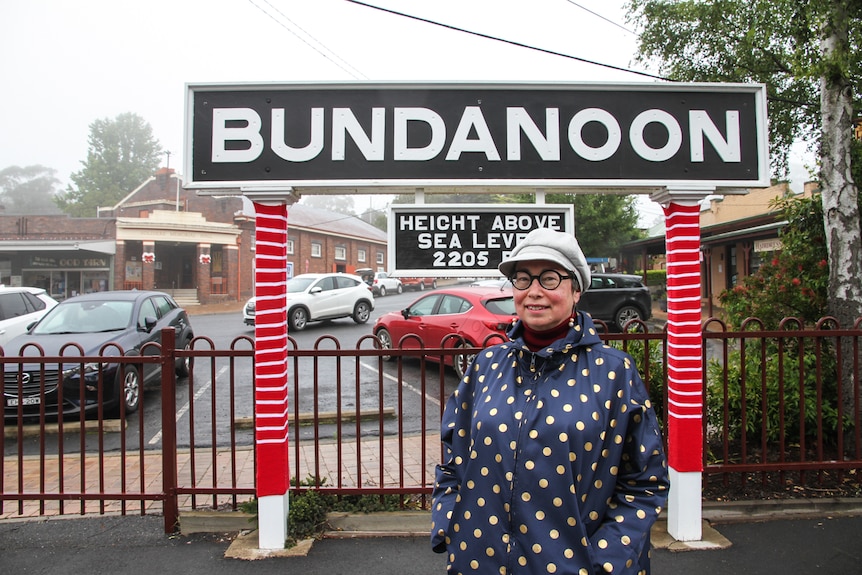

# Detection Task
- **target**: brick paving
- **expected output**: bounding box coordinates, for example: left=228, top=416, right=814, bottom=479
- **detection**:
left=2, top=434, right=439, bottom=521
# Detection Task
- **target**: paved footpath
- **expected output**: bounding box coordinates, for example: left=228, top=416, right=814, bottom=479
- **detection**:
left=2, top=512, right=862, bottom=575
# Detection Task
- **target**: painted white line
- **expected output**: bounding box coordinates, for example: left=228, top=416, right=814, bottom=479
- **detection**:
left=359, top=360, right=441, bottom=407
left=148, top=365, right=228, bottom=445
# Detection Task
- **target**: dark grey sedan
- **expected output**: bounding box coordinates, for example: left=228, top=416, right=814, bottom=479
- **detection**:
left=2, top=290, right=194, bottom=419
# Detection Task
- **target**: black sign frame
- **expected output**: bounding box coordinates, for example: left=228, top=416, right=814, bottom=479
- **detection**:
left=184, top=81, right=770, bottom=190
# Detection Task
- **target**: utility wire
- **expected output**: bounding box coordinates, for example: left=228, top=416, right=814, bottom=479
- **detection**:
left=561, top=0, right=636, bottom=35
left=343, top=0, right=670, bottom=81
left=247, top=0, right=368, bottom=79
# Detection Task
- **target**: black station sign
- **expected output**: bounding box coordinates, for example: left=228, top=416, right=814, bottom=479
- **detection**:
left=185, top=82, right=769, bottom=189
left=388, top=205, right=574, bottom=277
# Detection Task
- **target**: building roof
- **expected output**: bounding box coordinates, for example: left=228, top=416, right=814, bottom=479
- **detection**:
left=278, top=203, right=387, bottom=244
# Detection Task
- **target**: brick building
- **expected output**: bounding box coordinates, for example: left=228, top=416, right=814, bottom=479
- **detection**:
left=0, top=168, right=388, bottom=305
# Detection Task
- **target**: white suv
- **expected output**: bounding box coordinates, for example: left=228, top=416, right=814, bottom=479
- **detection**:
left=0, top=286, right=58, bottom=348
left=243, top=273, right=375, bottom=331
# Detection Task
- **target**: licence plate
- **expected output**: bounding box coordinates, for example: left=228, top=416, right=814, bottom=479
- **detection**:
left=6, top=396, right=41, bottom=407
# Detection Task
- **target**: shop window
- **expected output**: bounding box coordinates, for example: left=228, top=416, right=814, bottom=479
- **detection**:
left=728, top=246, right=737, bottom=288
left=0, top=258, right=10, bottom=285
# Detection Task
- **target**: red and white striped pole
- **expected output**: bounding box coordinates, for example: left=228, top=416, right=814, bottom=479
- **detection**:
left=251, top=201, right=291, bottom=549
left=663, top=200, right=704, bottom=541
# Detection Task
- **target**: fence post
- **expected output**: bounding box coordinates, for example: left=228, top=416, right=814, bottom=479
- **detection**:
left=160, top=327, right=179, bottom=533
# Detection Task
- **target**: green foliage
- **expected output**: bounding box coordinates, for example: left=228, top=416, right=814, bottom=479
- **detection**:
left=642, top=269, right=666, bottom=287
left=242, top=476, right=411, bottom=548
left=625, top=0, right=850, bottom=177
left=0, top=165, right=63, bottom=214
left=286, top=476, right=335, bottom=546
left=511, top=193, right=643, bottom=258
left=609, top=336, right=665, bottom=429
left=57, top=112, right=162, bottom=217
left=718, top=193, right=829, bottom=329
left=705, top=338, right=843, bottom=447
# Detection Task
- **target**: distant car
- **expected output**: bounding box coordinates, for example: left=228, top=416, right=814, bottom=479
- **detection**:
left=370, top=272, right=403, bottom=297
left=469, top=278, right=513, bottom=290
left=353, top=269, right=403, bottom=296
left=243, top=272, right=374, bottom=331
left=373, top=286, right=515, bottom=379
left=3, top=290, right=194, bottom=419
left=579, top=273, right=652, bottom=329
left=400, top=277, right=438, bottom=291
left=0, top=286, right=58, bottom=349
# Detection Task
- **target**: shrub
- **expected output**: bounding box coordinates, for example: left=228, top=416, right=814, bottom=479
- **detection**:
left=705, top=337, right=843, bottom=448
left=609, top=335, right=665, bottom=429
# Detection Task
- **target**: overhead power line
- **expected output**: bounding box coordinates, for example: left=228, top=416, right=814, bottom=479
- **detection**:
left=343, top=0, right=670, bottom=81
left=247, top=0, right=368, bottom=79
left=562, top=0, right=636, bottom=35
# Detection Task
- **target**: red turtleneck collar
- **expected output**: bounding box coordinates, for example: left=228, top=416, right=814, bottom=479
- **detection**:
left=521, top=316, right=574, bottom=352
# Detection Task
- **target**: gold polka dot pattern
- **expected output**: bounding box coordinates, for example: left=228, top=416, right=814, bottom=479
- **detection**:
left=431, top=312, right=669, bottom=574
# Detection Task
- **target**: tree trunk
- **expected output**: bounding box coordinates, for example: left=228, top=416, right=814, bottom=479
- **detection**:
left=819, top=1, right=862, bottom=418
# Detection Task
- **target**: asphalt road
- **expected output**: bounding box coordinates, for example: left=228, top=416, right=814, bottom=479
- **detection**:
left=3, top=289, right=454, bottom=455
left=2, top=513, right=861, bottom=575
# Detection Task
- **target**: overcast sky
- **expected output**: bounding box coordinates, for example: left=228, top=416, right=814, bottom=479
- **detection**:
left=0, top=0, right=812, bottom=225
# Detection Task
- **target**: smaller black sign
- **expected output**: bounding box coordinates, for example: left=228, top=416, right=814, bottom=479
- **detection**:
left=389, top=205, right=574, bottom=277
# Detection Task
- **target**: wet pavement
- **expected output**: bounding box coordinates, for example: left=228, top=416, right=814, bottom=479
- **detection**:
left=2, top=511, right=861, bottom=574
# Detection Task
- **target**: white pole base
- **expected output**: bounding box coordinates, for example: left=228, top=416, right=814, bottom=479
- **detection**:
left=667, top=467, right=702, bottom=541
left=257, top=491, right=290, bottom=550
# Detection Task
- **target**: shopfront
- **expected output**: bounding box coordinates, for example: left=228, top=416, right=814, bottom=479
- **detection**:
left=22, top=253, right=112, bottom=301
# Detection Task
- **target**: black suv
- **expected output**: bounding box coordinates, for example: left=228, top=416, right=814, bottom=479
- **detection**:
left=579, top=273, right=653, bottom=330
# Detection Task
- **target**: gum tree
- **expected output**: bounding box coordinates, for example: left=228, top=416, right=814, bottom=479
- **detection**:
left=627, top=0, right=862, bottom=413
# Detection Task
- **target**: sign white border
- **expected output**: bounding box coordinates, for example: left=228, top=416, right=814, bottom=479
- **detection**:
left=387, top=203, right=575, bottom=277
left=184, top=81, right=770, bottom=192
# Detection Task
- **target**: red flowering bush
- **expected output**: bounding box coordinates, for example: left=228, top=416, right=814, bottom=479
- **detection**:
left=718, top=193, right=828, bottom=329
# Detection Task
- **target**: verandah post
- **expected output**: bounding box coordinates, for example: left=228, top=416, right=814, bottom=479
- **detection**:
left=251, top=200, right=291, bottom=549
left=652, top=188, right=712, bottom=541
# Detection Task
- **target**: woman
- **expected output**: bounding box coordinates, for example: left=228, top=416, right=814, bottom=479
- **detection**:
left=432, top=228, right=669, bottom=574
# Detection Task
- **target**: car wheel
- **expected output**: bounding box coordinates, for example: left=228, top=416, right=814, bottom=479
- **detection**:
left=290, top=307, right=309, bottom=331
left=615, top=305, right=643, bottom=329
left=418, top=281, right=425, bottom=291
left=379, top=286, right=387, bottom=297
left=114, top=365, right=141, bottom=415
left=431, top=280, right=437, bottom=289
left=176, top=337, right=191, bottom=377
left=453, top=343, right=476, bottom=380
left=352, top=301, right=371, bottom=324
left=376, top=328, right=394, bottom=361
left=396, top=284, right=403, bottom=294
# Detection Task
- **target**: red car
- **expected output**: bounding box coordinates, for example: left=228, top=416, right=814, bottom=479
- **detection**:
left=399, top=277, right=438, bottom=291
left=373, top=286, right=515, bottom=378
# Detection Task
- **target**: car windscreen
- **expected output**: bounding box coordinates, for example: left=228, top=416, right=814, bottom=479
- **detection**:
left=287, top=277, right=315, bottom=293
left=33, top=301, right=134, bottom=334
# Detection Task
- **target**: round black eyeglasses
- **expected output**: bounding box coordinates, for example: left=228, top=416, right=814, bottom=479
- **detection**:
left=510, top=270, right=574, bottom=291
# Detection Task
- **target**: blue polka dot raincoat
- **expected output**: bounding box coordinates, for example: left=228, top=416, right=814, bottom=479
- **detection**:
left=432, top=312, right=669, bottom=574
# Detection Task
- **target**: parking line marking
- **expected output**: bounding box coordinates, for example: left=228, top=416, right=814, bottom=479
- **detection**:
left=359, top=361, right=441, bottom=407
left=148, top=365, right=228, bottom=445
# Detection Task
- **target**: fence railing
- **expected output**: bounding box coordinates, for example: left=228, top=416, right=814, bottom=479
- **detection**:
left=2, top=319, right=861, bottom=530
